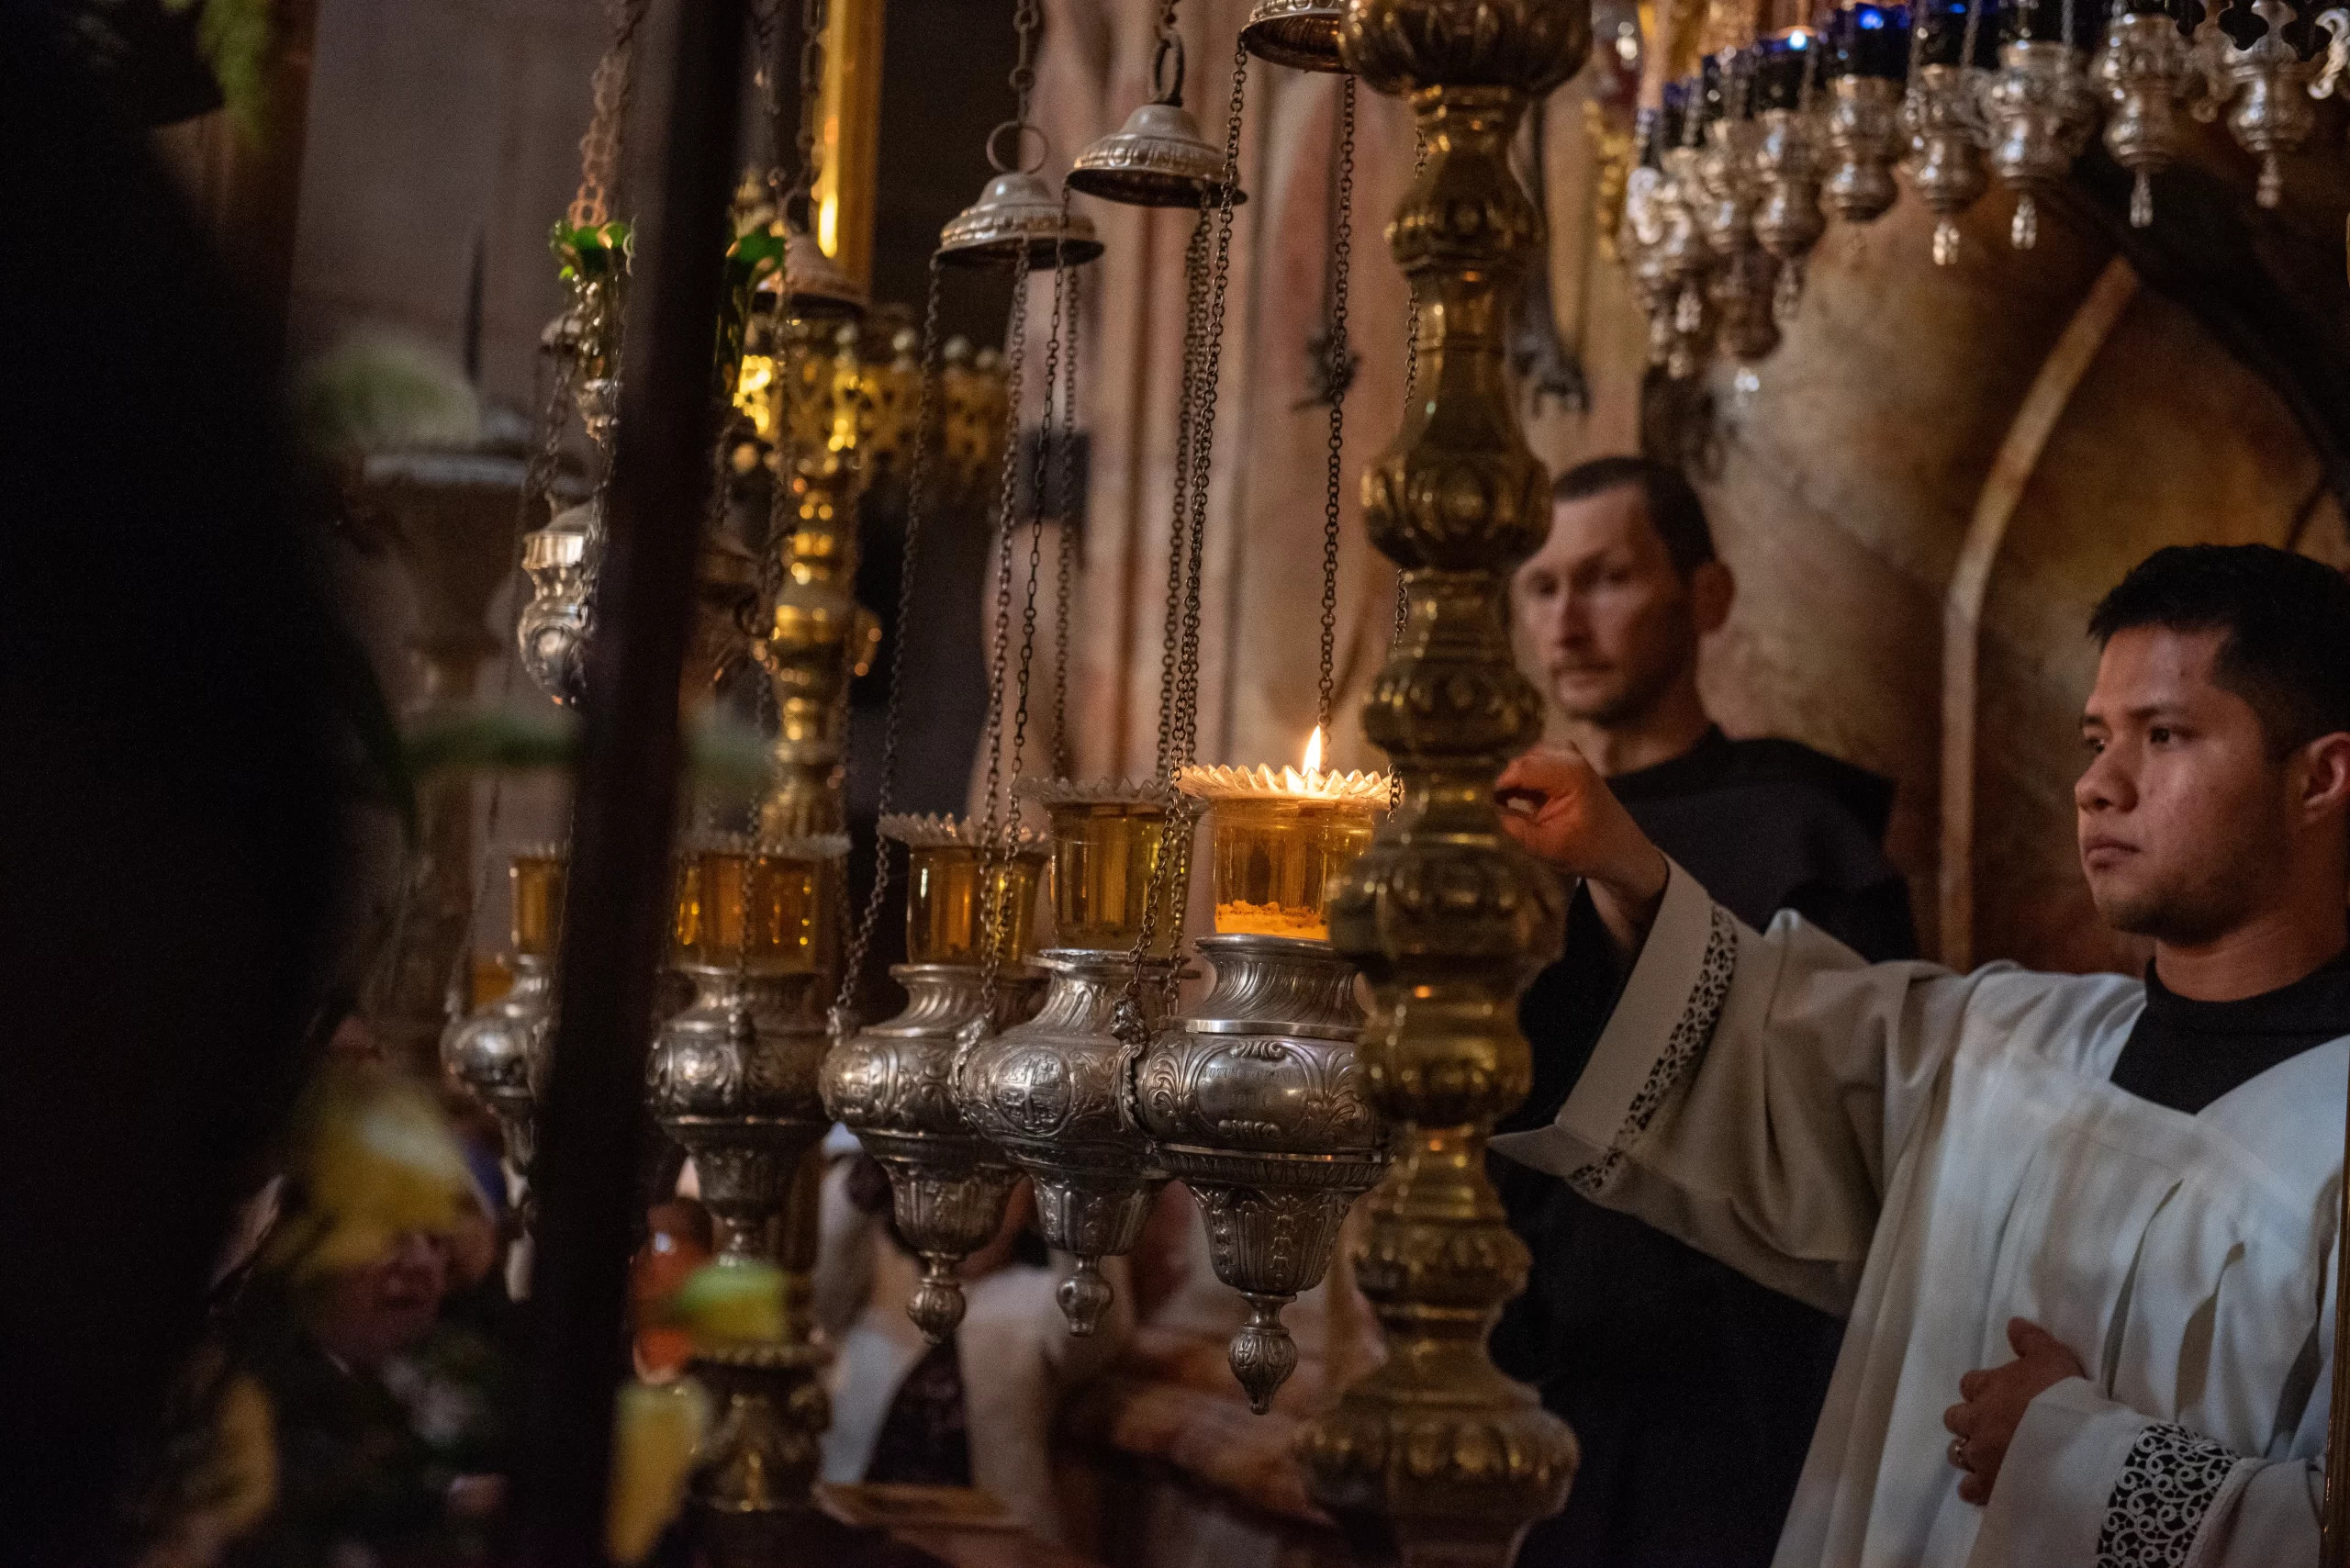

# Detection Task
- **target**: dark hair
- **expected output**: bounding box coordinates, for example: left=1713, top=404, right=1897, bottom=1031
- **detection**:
left=1552, top=455, right=1716, bottom=578
left=2088, top=543, right=2350, bottom=756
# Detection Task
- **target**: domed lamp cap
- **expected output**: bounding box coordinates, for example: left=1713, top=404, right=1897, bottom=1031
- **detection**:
left=1239, top=0, right=1348, bottom=73
left=937, top=169, right=1105, bottom=270
left=1067, top=99, right=1248, bottom=207
left=781, top=230, right=867, bottom=320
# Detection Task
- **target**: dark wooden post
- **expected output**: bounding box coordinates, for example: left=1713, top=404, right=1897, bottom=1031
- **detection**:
left=519, top=1, right=747, bottom=1562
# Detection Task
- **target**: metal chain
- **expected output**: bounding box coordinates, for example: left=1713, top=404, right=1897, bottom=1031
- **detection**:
left=974, top=241, right=1035, bottom=1006
left=1008, top=240, right=1069, bottom=801
left=1154, top=214, right=1210, bottom=783
left=787, top=0, right=830, bottom=220
left=835, top=258, right=948, bottom=1024
left=569, top=0, right=651, bottom=228
left=1052, top=196, right=1084, bottom=781
left=1010, top=0, right=1042, bottom=130
left=1317, top=74, right=1355, bottom=740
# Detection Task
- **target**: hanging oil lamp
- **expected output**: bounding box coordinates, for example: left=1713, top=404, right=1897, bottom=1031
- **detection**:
left=647, top=834, right=846, bottom=1257
left=2206, top=0, right=2321, bottom=207
left=2094, top=0, right=2203, bottom=227
left=1659, top=78, right=1720, bottom=376
left=442, top=846, right=566, bottom=1222
left=820, top=815, right=1050, bottom=1340
left=1825, top=1, right=1912, bottom=220
left=1069, top=20, right=1248, bottom=207
left=1902, top=0, right=1998, bottom=264
left=1751, top=27, right=1830, bottom=320
left=517, top=497, right=597, bottom=706
left=1136, top=730, right=1390, bottom=1413
left=1695, top=48, right=1782, bottom=361
left=1622, top=108, right=1685, bottom=368
left=1979, top=0, right=2099, bottom=250
left=953, top=780, right=1185, bottom=1334
left=1239, top=0, right=1348, bottom=72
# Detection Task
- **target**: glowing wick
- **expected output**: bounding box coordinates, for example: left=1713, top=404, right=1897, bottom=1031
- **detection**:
left=1303, top=724, right=1325, bottom=778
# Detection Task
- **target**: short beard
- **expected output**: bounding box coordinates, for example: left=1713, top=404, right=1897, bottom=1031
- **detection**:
left=2095, top=806, right=2289, bottom=946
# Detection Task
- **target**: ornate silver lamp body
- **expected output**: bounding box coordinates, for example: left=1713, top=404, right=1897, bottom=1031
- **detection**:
left=1137, top=934, right=1385, bottom=1412
left=956, top=946, right=1179, bottom=1333
left=821, top=816, right=1050, bottom=1340
left=1658, top=141, right=1717, bottom=376
left=517, top=498, right=596, bottom=706
left=1980, top=39, right=2099, bottom=249
left=442, top=950, right=554, bottom=1204
left=2207, top=0, right=2319, bottom=207
left=824, top=963, right=1046, bottom=1337
left=2096, top=6, right=2202, bottom=226
left=1903, top=62, right=1991, bottom=263
left=1695, top=89, right=1779, bottom=361
left=1753, top=105, right=1828, bottom=267
left=1827, top=73, right=1907, bottom=218
left=442, top=847, right=565, bottom=1226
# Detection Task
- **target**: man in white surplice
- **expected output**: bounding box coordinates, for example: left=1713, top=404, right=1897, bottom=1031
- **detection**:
left=1490, top=543, right=2350, bottom=1568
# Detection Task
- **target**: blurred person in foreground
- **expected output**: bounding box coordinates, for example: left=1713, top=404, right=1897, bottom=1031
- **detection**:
left=2, top=7, right=348, bottom=1563
left=1495, top=457, right=1914, bottom=1568
left=1493, top=543, right=2350, bottom=1565
left=142, top=1066, right=515, bottom=1568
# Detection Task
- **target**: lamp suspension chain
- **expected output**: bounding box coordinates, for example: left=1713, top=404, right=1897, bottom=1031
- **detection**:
left=1116, top=41, right=1250, bottom=1027
left=973, top=239, right=1036, bottom=1006
left=1317, top=73, right=1356, bottom=742
left=834, top=257, right=951, bottom=1025
left=1393, top=128, right=1428, bottom=651
left=570, top=0, right=652, bottom=229
left=1058, top=230, right=1080, bottom=780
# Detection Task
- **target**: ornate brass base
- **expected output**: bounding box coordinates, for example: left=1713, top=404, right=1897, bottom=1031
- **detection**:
left=822, top=962, right=1048, bottom=1339
left=687, top=1340, right=833, bottom=1568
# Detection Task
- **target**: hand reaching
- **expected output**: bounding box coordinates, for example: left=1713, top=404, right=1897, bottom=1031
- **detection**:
left=1495, top=745, right=1670, bottom=954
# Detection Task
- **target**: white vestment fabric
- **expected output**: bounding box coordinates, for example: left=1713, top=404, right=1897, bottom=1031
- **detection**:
left=1490, top=859, right=2343, bottom=1568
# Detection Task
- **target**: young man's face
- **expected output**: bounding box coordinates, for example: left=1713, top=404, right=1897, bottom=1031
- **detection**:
left=1514, top=485, right=1705, bottom=727
left=2077, top=626, right=2296, bottom=943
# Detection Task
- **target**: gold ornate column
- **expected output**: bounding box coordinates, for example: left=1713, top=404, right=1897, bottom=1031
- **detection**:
left=1295, top=1, right=1589, bottom=1562
left=756, top=319, right=882, bottom=840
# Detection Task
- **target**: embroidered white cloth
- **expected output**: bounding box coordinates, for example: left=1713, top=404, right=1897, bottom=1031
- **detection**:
left=1490, top=858, right=2340, bottom=1568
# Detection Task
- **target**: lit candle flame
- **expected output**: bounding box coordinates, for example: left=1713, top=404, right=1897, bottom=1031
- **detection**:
left=1303, top=724, right=1325, bottom=778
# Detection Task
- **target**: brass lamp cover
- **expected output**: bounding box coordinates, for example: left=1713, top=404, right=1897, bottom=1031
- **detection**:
left=1067, top=101, right=1249, bottom=208
left=937, top=171, right=1107, bottom=270
left=1240, top=0, right=1348, bottom=72
left=783, top=230, right=869, bottom=319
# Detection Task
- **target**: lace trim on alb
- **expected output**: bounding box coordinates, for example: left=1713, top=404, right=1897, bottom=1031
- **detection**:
left=1564, top=903, right=1737, bottom=1197
left=2093, top=1422, right=2238, bottom=1568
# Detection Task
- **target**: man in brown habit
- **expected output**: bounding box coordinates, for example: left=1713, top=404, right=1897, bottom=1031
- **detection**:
left=1494, top=457, right=1917, bottom=1568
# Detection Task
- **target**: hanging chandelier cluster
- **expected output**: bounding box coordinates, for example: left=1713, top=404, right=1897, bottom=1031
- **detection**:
left=442, top=0, right=1604, bottom=1551
left=1622, top=0, right=2345, bottom=377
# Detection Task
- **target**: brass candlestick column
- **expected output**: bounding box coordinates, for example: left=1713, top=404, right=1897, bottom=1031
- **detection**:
left=1296, top=0, right=1585, bottom=1557
left=822, top=815, right=1050, bottom=1339
left=756, top=318, right=883, bottom=839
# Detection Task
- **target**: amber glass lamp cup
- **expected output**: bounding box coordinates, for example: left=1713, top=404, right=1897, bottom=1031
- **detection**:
left=1024, top=783, right=1183, bottom=956
left=509, top=846, right=568, bottom=958
left=672, top=835, right=847, bottom=975
left=882, top=813, right=1047, bottom=964
left=1176, top=731, right=1386, bottom=942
